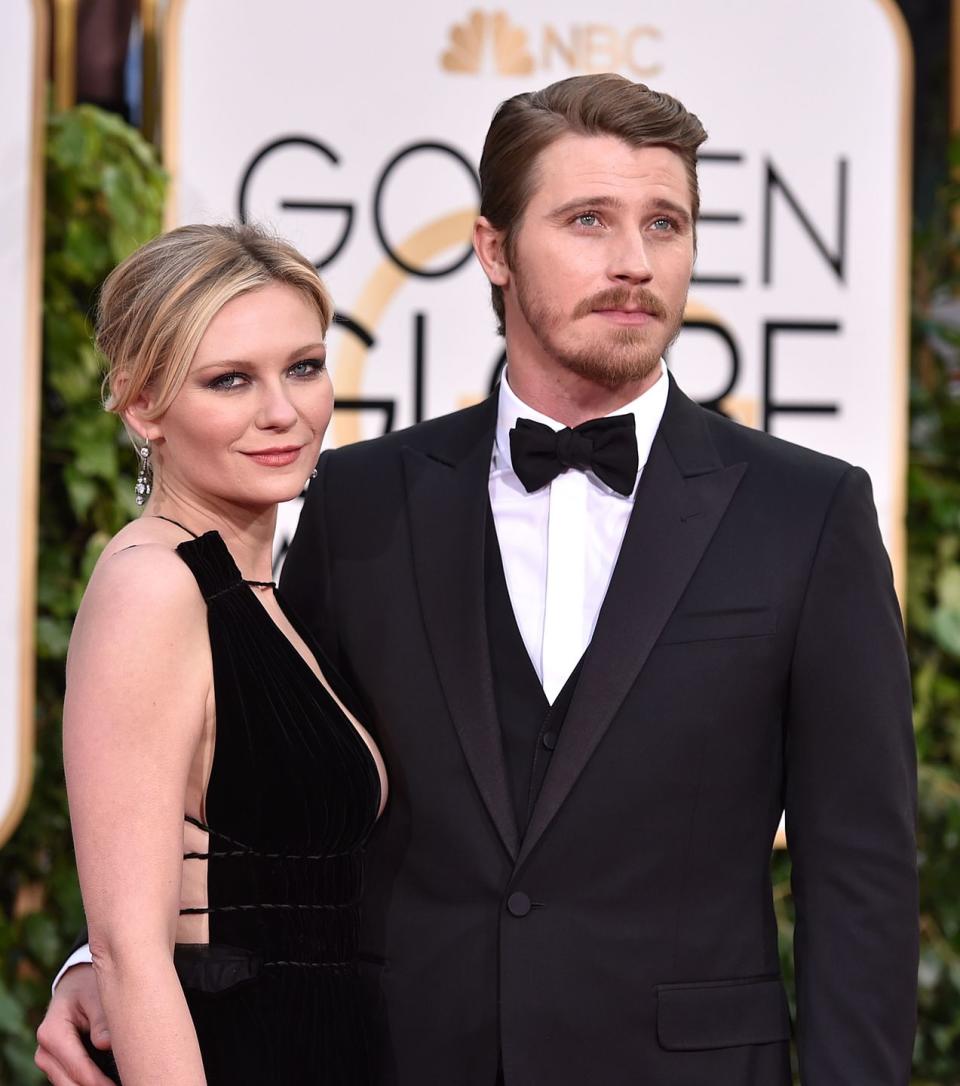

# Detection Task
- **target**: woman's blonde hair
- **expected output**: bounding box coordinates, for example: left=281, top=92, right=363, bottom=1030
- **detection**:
left=98, top=223, right=333, bottom=426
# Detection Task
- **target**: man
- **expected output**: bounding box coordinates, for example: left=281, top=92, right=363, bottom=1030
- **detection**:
left=37, top=74, right=917, bottom=1085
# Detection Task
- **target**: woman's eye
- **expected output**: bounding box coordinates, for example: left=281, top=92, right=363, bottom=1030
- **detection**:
left=288, top=358, right=325, bottom=378
left=208, top=372, right=246, bottom=391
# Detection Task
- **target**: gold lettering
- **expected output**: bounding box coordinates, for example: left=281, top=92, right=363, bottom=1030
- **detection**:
left=625, top=25, right=662, bottom=77
left=540, top=22, right=663, bottom=76
left=583, top=24, right=620, bottom=72
left=542, top=24, right=580, bottom=70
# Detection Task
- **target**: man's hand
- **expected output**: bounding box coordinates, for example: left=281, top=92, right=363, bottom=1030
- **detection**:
left=35, top=964, right=114, bottom=1086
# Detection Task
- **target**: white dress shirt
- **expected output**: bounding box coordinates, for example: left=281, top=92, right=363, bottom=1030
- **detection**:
left=489, top=362, right=669, bottom=702
left=55, top=362, right=670, bottom=990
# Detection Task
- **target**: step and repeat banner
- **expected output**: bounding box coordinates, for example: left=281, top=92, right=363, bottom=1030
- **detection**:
left=0, top=0, right=44, bottom=846
left=164, top=0, right=912, bottom=583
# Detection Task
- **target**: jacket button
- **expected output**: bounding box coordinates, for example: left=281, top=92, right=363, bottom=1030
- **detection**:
left=542, top=731, right=557, bottom=750
left=507, top=891, right=531, bottom=917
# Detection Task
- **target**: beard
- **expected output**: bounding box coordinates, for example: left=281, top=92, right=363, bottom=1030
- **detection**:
left=515, top=277, right=686, bottom=391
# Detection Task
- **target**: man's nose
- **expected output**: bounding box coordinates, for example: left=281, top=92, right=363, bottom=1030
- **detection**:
left=607, top=234, right=653, bottom=284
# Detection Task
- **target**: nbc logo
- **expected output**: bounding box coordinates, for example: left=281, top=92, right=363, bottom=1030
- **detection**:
left=440, top=11, right=663, bottom=78
left=441, top=10, right=535, bottom=75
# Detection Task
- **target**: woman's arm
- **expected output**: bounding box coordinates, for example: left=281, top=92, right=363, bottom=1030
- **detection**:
left=64, top=545, right=212, bottom=1086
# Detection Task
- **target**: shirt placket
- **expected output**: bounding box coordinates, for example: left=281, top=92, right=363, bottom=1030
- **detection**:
left=541, top=468, right=588, bottom=704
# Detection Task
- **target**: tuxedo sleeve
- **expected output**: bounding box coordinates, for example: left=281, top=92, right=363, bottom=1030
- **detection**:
left=279, top=451, right=341, bottom=666
left=785, top=465, right=918, bottom=1084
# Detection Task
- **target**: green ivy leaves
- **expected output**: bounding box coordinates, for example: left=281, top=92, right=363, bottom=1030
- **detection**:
left=0, top=104, right=166, bottom=1085
left=905, top=157, right=960, bottom=1082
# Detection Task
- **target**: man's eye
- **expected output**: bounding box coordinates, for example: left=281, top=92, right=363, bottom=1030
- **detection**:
left=575, top=212, right=601, bottom=228
left=208, top=372, right=246, bottom=390
left=288, top=358, right=326, bottom=378
left=651, top=217, right=675, bottom=231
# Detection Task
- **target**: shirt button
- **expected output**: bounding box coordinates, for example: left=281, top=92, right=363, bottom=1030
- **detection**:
left=542, top=732, right=558, bottom=751
left=506, top=891, right=531, bottom=918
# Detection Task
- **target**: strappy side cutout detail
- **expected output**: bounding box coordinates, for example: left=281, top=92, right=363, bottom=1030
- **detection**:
left=178, top=814, right=363, bottom=917
left=182, top=814, right=355, bottom=861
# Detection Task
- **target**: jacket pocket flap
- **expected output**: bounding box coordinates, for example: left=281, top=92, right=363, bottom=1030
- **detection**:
left=656, top=976, right=791, bottom=1051
left=658, top=606, right=777, bottom=645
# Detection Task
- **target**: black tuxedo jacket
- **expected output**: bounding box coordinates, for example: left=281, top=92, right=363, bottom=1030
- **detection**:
left=280, top=376, right=918, bottom=1086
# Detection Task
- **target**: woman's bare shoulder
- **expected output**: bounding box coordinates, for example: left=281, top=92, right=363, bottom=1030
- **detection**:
left=67, top=530, right=212, bottom=726
left=73, top=526, right=206, bottom=662
left=88, top=543, right=198, bottom=609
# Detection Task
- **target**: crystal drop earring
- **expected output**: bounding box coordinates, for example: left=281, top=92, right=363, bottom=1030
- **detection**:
left=135, top=443, right=153, bottom=506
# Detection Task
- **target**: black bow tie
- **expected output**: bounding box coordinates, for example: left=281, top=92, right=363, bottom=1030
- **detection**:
left=508, top=414, right=639, bottom=496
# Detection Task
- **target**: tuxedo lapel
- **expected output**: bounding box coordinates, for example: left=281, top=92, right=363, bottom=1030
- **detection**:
left=517, top=382, right=747, bottom=869
left=402, top=397, right=520, bottom=860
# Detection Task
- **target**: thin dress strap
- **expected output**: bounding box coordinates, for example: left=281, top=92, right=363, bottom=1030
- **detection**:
left=149, top=516, right=272, bottom=587
left=150, top=513, right=199, bottom=538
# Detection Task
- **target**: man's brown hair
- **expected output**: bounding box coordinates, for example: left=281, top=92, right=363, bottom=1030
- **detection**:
left=478, top=73, right=707, bottom=335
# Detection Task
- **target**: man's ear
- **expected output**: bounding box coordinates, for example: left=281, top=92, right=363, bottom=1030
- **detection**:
left=473, top=217, right=510, bottom=288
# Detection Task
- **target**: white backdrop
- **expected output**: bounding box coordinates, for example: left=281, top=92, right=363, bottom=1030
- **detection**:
left=164, top=0, right=911, bottom=584
left=0, top=0, right=43, bottom=846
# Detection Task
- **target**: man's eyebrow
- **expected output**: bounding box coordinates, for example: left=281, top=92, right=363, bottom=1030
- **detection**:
left=547, top=195, right=626, bottom=220
left=547, top=194, right=693, bottom=226
left=648, top=198, right=693, bottom=226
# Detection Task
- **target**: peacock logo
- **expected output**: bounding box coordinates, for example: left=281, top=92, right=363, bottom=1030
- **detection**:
left=441, top=10, right=535, bottom=76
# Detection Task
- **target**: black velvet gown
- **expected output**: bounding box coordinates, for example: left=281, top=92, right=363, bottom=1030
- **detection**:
left=100, top=528, right=382, bottom=1084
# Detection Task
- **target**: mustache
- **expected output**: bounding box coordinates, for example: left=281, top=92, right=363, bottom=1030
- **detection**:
left=572, top=287, right=668, bottom=321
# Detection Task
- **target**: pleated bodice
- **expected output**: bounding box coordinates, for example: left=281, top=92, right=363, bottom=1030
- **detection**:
left=169, top=530, right=381, bottom=1084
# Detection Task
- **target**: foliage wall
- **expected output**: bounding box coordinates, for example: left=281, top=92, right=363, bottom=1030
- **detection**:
left=771, top=157, right=960, bottom=1082
left=0, top=105, right=166, bottom=1085
left=0, top=106, right=959, bottom=1084
left=892, top=7, right=960, bottom=1082
left=906, top=153, right=960, bottom=1082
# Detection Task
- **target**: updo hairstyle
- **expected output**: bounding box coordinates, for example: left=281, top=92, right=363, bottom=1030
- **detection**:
left=98, top=223, right=333, bottom=434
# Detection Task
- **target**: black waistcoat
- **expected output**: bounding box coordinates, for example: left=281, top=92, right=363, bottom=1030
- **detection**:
left=484, top=509, right=583, bottom=833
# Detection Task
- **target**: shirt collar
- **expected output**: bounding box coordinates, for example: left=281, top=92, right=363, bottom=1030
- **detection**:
left=493, top=360, right=669, bottom=498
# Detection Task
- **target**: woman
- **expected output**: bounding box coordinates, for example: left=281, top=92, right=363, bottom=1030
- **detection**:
left=63, top=223, right=387, bottom=1085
